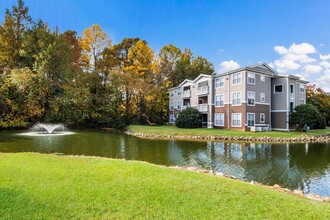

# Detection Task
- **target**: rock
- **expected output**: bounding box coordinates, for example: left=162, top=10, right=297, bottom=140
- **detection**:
left=293, top=190, right=304, bottom=195
left=214, top=172, right=224, bottom=176
left=273, top=184, right=281, bottom=189
left=323, top=197, right=330, bottom=202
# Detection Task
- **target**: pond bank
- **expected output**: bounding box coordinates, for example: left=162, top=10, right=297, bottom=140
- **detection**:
left=169, top=165, right=330, bottom=202
left=1, top=153, right=329, bottom=219
left=126, top=125, right=330, bottom=143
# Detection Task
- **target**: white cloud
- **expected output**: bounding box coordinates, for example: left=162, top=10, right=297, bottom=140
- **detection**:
left=315, top=70, right=330, bottom=92
left=274, top=46, right=287, bottom=55
left=273, top=59, right=300, bottom=72
left=303, top=64, right=323, bottom=74
left=288, top=43, right=317, bottom=55
left=320, top=54, right=330, bottom=60
left=320, top=61, right=330, bottom=69
left=272, top=43, right=318, bottom=73
left=218, top=60, right=240, bottom=73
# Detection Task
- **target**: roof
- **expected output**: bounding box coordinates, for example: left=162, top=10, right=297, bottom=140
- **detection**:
left=214, top=62, right=277, bottom=78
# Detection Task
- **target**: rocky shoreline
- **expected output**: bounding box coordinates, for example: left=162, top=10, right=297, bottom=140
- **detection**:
left=126, top=131, right=330, bottom=143
left=169, top=165, right=330, bottom=203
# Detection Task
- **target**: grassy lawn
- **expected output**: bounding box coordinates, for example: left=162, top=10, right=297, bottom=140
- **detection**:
left=128, top=125, right=330, bottom=139
left=0, top=153, right=329, bottom=219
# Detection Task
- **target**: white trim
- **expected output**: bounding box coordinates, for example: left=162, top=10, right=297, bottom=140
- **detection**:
left=255, top=102, right=270, bottom=105
left=247, top=91, right=255, bottom=106
left=231, top=113, right=242, bottom=127
left=260, top=92, right=265, bottom=103
left=232, top=72, right=242, bottom=85
left=260, top=113, right=265, bottom=123
left=299, top=99, right=305, bottom=105
left=232, top=91, right=242, bottom=106
left=271, top=110, right=287, bottom=112
left=214, top=113, right=225, bottom=126
left=247, top=112, right=255, bottom=127
left=247, top=72, right=256, bottom=85
left=274, top=84, right=283, bottom=94
left=260, top=75, right=265, bottom=82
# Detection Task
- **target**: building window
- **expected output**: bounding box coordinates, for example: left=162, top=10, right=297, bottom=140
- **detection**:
left=274, top=85, right=283, bottom=94
left=247, top=91, right=255, bottom=106
left=260, top=93, right=265, bottom=102
left=290, top=102, right=294, bottom=113
left=170, top=91, right=174, bottom=97
left=232, top=113, right=241, bottom=127
left=215, top=94, right=224, bottom=107
left=300, top=99, right=305, bottom=105
left=247, top=73, right=255, bottom=84
left=177, top=101, right=181, bottom=110
left=215, top=77, right=224, bottom=88
left=300, top=84, right=305, bottom=93
left=177, top=89, right=181, bottom=96
left=170, top=114, right=174, bottom=123
left=232, top=72, right=242, bottom=85
left=290, top=85, right=294, bottom=94
left=247, top=113, right=255, bottom=127
left=170, top=101, right=174, bottom=110
left=214, top=113, right=224, bottom=126
left=260, top=113, right=265, bottom=123
left=260, top=75, right=265, bottom=82
left=232, top=92, right=241, bottom=105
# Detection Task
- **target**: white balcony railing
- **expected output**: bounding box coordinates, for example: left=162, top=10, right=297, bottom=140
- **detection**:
left=182, top=90, right=191, bottom=98
left=290, top=93, right=295, bottom=102
left=198, top=104, right=208, bottom=112
left=197, top=86, right=208, bottom=95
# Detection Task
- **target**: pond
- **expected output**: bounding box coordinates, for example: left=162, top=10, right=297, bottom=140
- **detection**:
left=1, top=129, right=330, bottom=197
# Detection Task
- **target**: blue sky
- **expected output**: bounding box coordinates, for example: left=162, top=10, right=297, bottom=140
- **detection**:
left=1, top=0, right=330, bottom=91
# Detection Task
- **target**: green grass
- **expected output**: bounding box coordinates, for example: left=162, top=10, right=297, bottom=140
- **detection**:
left=0, top=153, right=329, bottom=219
left=128, top=125, right=330, bottom=139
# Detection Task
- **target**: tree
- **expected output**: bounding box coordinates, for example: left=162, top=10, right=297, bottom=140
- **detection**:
left=79, top=24, right=111, bottom=71
left=0, top=0, right=33, bottom=71
left=0, top=68, right=44, bottom=127
left=290, top=104, right=324, bottom=130
left=176, top=107, right=201, bottom=128
left=158, top=44, right=182, bottom=87
left=306, top=84, right=330, bottom=126
left=124, top=40, right=155, bottom=124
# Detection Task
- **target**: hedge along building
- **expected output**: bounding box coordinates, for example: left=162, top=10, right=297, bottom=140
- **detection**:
left=168, top=63, right=308, bottom=131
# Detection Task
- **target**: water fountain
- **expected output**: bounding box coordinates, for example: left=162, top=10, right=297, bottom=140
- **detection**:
left=31, top=123, right=66, bottom=134
left=18, top=123, right=74, bottom=136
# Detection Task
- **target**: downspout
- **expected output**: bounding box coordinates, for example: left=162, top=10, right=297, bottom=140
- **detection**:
left=286, top=77, right=289, bottom=131
left=210, top=74, right=214, bottom=128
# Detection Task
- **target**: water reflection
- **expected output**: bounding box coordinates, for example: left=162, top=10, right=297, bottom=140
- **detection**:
left=0, top=130, right=330, bottom=197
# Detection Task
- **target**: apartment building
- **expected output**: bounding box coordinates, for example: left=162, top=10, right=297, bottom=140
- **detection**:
left=169, top=63, right=308, bottom=131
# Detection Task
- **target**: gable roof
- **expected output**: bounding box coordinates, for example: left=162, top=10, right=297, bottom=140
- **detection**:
left=215, top=62, right=278, bottom=77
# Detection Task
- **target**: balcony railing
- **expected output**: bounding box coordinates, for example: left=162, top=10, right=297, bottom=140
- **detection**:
left=198, top=104, right=208, bottom=112
left=182, top=90, right=191, bottom=98
left=197, top=86, right=208, bottom=95
left=182, top=105, right=190, bottom=110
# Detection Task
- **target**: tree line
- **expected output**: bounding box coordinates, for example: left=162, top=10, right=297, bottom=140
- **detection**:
left=0, top=0, right=214, bottom=128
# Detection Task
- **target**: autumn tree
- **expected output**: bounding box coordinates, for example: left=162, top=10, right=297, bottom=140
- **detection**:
left=79, top=24, right=111, bottom=72
left=0, top=0, right=33, bottom=71
left=306, top=84, right=330, bottom=126
left=124, top=40, right=155, bottom=124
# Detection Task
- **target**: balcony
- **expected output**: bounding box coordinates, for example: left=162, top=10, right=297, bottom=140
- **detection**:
left=197, top=86, right=208, bottom=95
left=182, top=90, right=191, bottom=98
left=198, top=104, right=208, bottom=112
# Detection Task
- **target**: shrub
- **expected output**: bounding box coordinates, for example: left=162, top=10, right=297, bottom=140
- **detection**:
left=176, top=107, right=201, bottom=128
left=290, top=104, right=324, bottom=130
